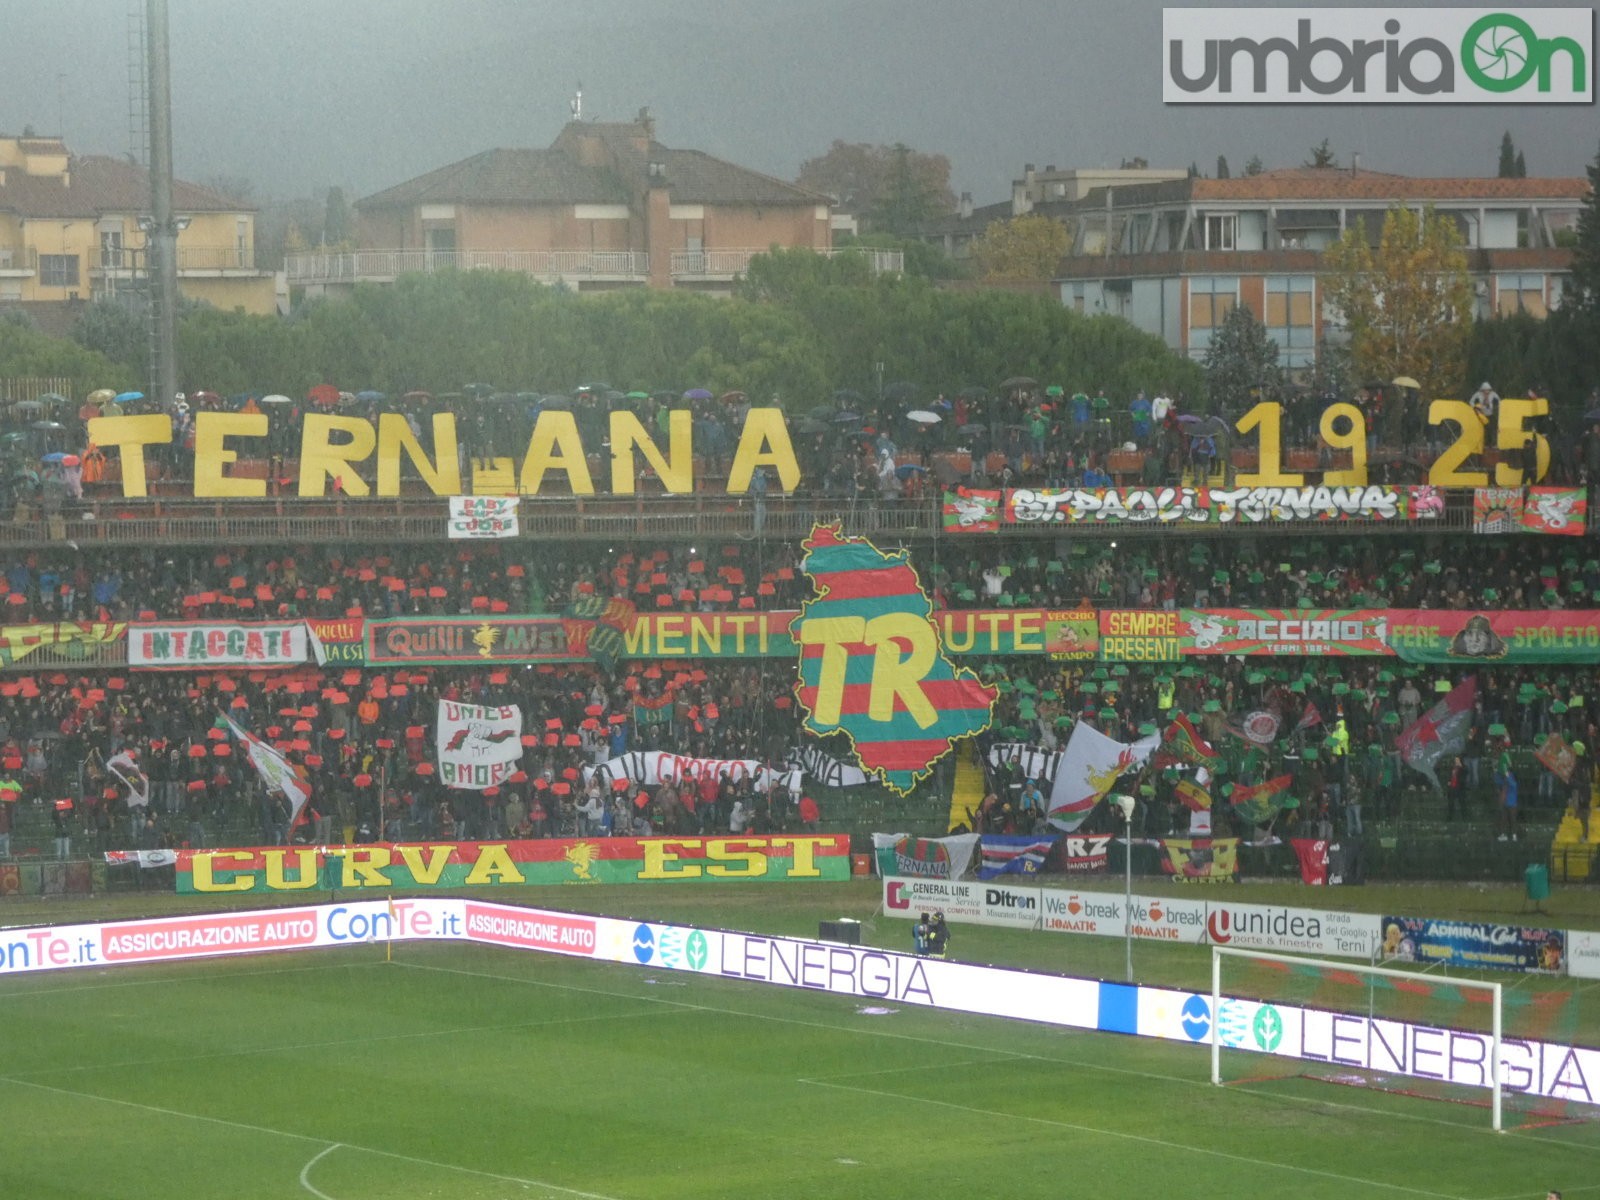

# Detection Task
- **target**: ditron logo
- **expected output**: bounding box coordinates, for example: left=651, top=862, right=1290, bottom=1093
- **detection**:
left=1164, top=8, right=1593, bottom=103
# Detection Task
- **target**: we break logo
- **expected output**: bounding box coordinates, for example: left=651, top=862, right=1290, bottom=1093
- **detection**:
left=1164, top=8, right=1593, bottom=103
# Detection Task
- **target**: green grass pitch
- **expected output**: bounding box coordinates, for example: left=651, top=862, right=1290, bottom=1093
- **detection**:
left=3, top=883, right=1600, bottom=1198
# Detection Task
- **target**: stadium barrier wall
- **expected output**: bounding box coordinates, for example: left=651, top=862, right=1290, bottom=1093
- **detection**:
left=881, top=876, right=1570, bottom=974
left=1, top=897, right=1596, bottom=1107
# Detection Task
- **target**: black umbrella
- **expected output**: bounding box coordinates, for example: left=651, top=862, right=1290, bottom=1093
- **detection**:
left=834, top=411, right=862, bottom=424
left=832, top=388, right=864, bottom=404
left=538, top=395, right=573, bottom=411
left=29, top=420, right=65, bottom=431
left=462, top=383, right=497, bottom=397
left=998, top=376, right=1038, bottom=390
left=796, top=418, right=830, bottom=435
left=883, top=381, right=918, bottom=401
left=1583, top=409, right=1600, bottom=424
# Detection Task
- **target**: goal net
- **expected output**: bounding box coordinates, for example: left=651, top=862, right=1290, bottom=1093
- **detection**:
left=1210, top=946, right=1593, bottom=1132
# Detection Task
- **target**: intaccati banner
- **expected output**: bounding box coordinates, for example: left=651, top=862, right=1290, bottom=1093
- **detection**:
left=176, top=835, right=851, bottom=893
left=128, top=622, right=311, bottom=669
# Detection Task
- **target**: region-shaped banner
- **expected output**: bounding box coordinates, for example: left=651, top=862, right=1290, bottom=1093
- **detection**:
left=1179, top=609, right=1391, bottom=657
left=794, top=523, right=996, bottom=793
left=176, top=836, right=851, bottom=893
left=1388, top=611, right=1600, bottom=663
left=129, top=622, right=310, bottom=668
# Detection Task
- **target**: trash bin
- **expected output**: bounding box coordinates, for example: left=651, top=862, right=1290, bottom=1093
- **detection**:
left=1526, top=862, right=1551, bottom=903
left=851, top=853, right=872, bottom=877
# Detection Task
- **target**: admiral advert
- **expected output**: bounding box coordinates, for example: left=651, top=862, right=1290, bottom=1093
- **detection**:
left=1380, top=916, right=1566, bottom=973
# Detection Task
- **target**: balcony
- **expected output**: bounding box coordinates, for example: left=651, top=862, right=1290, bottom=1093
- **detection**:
left=91, top=246, right=265, bottom=280
left=0, top=245, right=37, bottom=277
left=284, top=249, right=650, bottom=286
left=670, top=247, right=904, bottom=280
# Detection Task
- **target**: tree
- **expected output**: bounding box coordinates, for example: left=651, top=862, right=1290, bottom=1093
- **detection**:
left=1204, top=304, right=1281, bottom=410
left=1569, top=141, right=1600, bottom=309
left=1244, top=156, right=1264, bottom=176
left=795, top=140, right=954, bottom=230
left=968, top=215, right=1071, bottom=283
left=1515, top=150, right=1526, bottom=178
left=1498, top=131, right=1518, bottom=178
left=1304, top=139, right=1338, bottom=168
left=322, top=187, right=353, bottom=247
left=1320, top=205, right=1474, bottom=401
left=1216, top=156, right=1230, bottom=180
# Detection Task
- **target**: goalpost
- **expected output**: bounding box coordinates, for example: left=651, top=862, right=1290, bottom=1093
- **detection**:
left=1211, top=945, right=1506, bottom=1132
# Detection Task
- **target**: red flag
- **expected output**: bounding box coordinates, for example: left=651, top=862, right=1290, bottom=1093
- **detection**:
left=1397, top=677, right=1477, bottom=787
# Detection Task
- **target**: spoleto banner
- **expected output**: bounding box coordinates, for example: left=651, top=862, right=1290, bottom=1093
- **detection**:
left=177, top=836, right=850, bottom=893
left=1164, top=8, right=1594, bottom=104
left=436, top=701, right=523, bottom=790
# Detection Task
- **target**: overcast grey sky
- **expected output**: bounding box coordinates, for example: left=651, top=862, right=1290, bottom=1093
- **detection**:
left=5, top=0, right=1595, bottom=204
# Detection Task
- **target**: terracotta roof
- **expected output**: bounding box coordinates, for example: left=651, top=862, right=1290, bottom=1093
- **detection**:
left=0, top=154, right=251, bottom=217
left=359, top=148, right=627, bottom=208
left=360, top=131, right=829, bottom=211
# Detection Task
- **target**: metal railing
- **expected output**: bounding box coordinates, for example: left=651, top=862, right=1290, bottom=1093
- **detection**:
left=175, top=246, right=259, bottom=271
left=0, top=245, right=37, bottom=273
left=284, top=249, right=650, bottom=284
left=0, top=488, right=1478, bottom=549
left=670, top=247, right=904, bottom=277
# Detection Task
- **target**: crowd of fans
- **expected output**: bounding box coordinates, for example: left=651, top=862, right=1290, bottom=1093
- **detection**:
left=7, top=377, right=1600, bottom=508
left=4, top=538, right=1600, bottom=625
left=0, top=644, right=1591, bottom=858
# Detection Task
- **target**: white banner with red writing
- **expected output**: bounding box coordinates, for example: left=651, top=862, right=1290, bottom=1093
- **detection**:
left=437, top=701, right=524, bottom=790
left=585, top=750, right=800, bottom=795
left=128, top=622, right=310, bottom=668
left=448, top=496, right=520, bottom=539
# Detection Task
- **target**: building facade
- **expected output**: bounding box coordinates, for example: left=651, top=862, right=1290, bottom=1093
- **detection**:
left=288, top=111, right=892, bottom=295
left=0, top=135, right=275, bottom=326
left=1050, top=166, right=1589, bottom=369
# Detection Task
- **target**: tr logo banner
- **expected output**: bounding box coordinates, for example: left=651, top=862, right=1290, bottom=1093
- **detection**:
left=1164, top=8, right=1593, bottom=103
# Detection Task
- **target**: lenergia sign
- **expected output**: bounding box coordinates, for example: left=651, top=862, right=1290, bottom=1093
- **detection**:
left=3, top=898, right=1598, bottom=1107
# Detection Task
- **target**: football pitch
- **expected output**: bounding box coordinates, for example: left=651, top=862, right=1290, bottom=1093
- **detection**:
left=4, top=921, right=1600, bottom=1200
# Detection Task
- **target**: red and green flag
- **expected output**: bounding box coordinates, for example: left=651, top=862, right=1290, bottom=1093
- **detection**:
left=1158, top=714, right=1219, bottom=768
left=1229, top=774, right=1293, bottom=826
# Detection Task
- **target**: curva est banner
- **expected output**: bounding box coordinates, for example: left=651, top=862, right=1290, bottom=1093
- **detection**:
left=176, top=835, right=850, bottom=893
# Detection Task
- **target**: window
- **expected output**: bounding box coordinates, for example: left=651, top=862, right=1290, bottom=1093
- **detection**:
left=1496, top=273, right=1546, bottom=318
left=1265, top=275, right=1316, bottom=366
left=1203, top=213, right=1236, bottom=251
left=1067, top=282, right=1087, bottom=313
left=99, top=231, right=124, bottom=270
left=1187, top=276, right=1238, bottom=353
left=39, top=254, right=79, bottom=287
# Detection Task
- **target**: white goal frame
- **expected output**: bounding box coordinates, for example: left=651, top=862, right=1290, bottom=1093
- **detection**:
left=1211, top=945, right=1504, bottom=1132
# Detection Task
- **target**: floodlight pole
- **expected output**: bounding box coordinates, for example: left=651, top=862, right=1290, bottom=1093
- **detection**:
left=1114, top=793, right=1135, bottom=982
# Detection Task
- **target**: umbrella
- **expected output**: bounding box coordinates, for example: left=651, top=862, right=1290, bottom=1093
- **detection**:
left=356, top=390, right=387, bottom=402
left=795, top=418, right=830, bottom=435
left=307, top=383, right=341, bottom=406
left=626, top=391, right=651, bottom=400
left=537, top=395, right=573, bottom=411
left=1583, top=409, right=1600, bottom=424
left=87, top=389, right=116, bottom=405
left=998, top=376, right=1037, bottom=390
left=114, top=391, right=144, bottom=403
left=12, top=400, right=42, bottom=414
left=29, top=420, right=64, bottom=431
left=682, top=388, right=713, bottom=400
left=61, top=454, right=80, bottom=467
left=463, top=383, right=496, bottom=396
left=884, top=381, right=918, bottom=401
left=402, top=391, right=433, bottom=402
left=719, top=390, right=746, bottom=403
left=37, top=392, right=68, bottom=406
left=259, top=394, right=293, bottom=405
left=833, top=411, right=861, bottom=424
left=832, top=389, right=864, bottom=404
left=575, top=382, right=611, bottom=393
left=1391, top=376, right=1420, bottom=389
left=190, top=390, right=222, bottom=405
left=40, top=452, right=67, bottom=464
left=895, top=464, right=928, bottom=480
left=905, top=410, right=941, bottom=425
